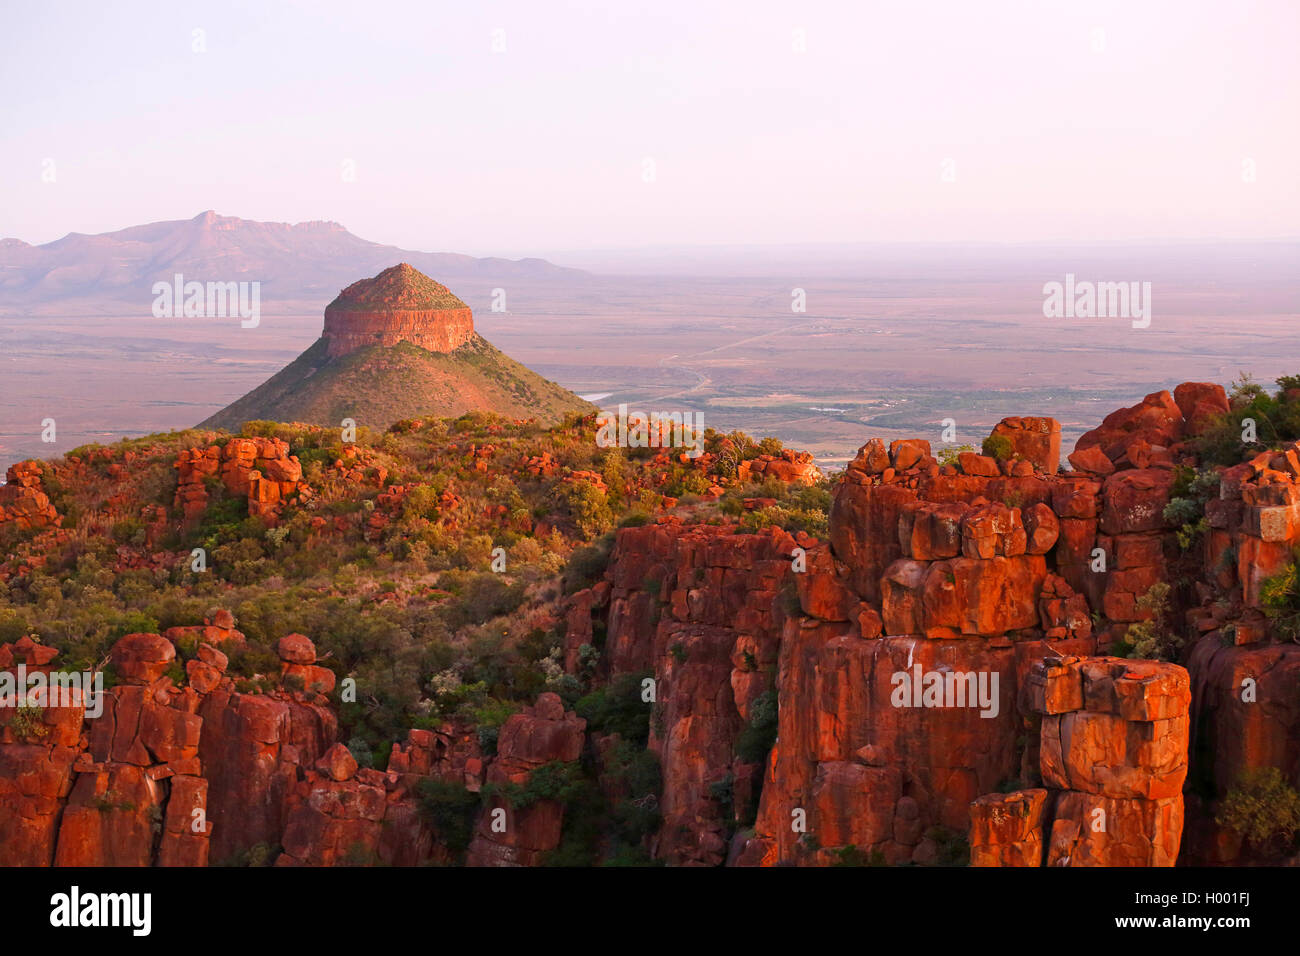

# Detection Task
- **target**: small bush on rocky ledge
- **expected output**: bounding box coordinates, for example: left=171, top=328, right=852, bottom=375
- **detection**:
left=1120, top=583, right=1183, bottom=661
left=215, top=842, right=281, bottom=867
left=575, top=671, right=653, bottom=745
left=1216, top=767, right=1300, bottom=854
left=486, top=760, right=587, bottom=811
left=1259, top=552, right=1300, bottom=642
left=417, top=778, right=480, bottom=858
left=1196, top=373, right=1300, bottom=466
left=10, top=704, right=47, bottom=740
left=981, top=434, right=1014, bottom=462
left=563, top=535, right=614, bottom=595
left=936, top=443, right=974, bottom=467
left=736, top=689, right=779, bottom=764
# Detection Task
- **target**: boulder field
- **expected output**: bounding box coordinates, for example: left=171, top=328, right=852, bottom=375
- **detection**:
left=2, top=382, right=1299, bottom=866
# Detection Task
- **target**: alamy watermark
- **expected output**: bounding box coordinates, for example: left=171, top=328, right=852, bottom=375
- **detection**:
left=595, top=403, right=704, bottom=458
left=1, top=664, right=104, bottom=719
left=890, top=665, right=999, bottom=718
left=50, top=886, right=150, bottom=936
left=151, top=273, right=260, bottom=328
left=1042, top=273, right=1151, bottom=329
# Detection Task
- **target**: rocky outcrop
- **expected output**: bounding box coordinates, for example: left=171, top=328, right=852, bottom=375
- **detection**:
left=0, top=461, right=60, bottom=531
left=465, top=693, right=586, bottom=867
left=174, top=437, right=308, bottom=525
left=322, top=263, right=474, bottom=358
left=973, top=656, right=1190, bottom=867
left=0, top=636, right=82, bottom=865
left=3, top=380, right=1299, bottom=868
left=587, top=521, right=804, bottom=865
left=738, top=450, right=821, bottom=486
left=988, top=416, right=1062, bottom=474
left=1076, top=389, right=1186, bottom=466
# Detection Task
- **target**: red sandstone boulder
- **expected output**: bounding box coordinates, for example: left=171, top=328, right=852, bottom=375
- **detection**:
left=919, top=555, right=1047, bottom=637
left=54, top=764, right=162, bottom=866
left=1067, top=444, right=1115, bottom=476
left=889, top=439, right=931, bottom=471
left=1024, top=657, right=1085, bottom=715
left=317, top=742, right=359, bottom=782
left=1035, top=658, right=1190, bottom=801
left=1185, top=639, right=1300, bottom=801
left=466, top=693, right=587, bottom=867
left=1023, top=502, right=1060, bottom=554
left=110, top=633, right=176, bottom=684
left=808, top=760, right=901, bottom=850
left=960, top=503, right=1027, bottom=559
left=186, top=659, right=223, bottom=694
left=0, top=461, right=61, bottom=531
left=158, top=775, right=210, bottom=867
left=970, top=789, right=1047, bottom=866
left=830, top=481, right=917, bottom=603
left=988, top=417, right=1061, bottom=474
left=1046, top=793, right=1182, bottom=867
left=283, top=663, right=337, bottom=694
left=899, top=501, right=965, bottom=560
left=1041, top=710, right=1188, bottom=799
left=1076, top=390, right=1183, bottom=464
left=277, top=633, right=317, bottom=664
left=740, top=450, right=821, bottom=486
left=796, top=546, right=855, bottom=621
left=957, top=452, right=1000, bottom=477
left=846, top=439, right=891, bottom=476
left=1173, top=382, right=1229, bottom=437
left=1100, top=468, right=1174, bottom=535
left=881, top=559, right=928, bottom=635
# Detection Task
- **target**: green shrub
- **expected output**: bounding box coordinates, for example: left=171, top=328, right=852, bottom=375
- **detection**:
left=559, top=479, right=614, bottom=538
left=981, top=434, right=1014, bottom=462
left=936, top=444, right=974, bottom=467
left=488, top=760, right=586, bottom=810
left=926, top=825, right=971, bottom=866
left=1216, top=767, right=1300, bottom=853
left=1120, top=582, right=1183, bottom=661
left=575, top=672, right=653, bottom=745
left=736, top=689, right=778, bottom=764
left=831, top=844, right=875, bottom=867
left=216, top=842, right=280, bottom=867
left=417, top=778, right=480, bottom=856
left=10, top=705, right=47, bottom=740
left=1260, top=553, right=1300, bottom=641
left=1195, top=373, right=1300, bottom=466
left=563, top=536, right=613, bottom=595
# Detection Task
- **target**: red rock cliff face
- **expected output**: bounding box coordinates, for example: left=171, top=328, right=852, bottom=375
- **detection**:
left=0, top=462, right=61, bottom=532
left=972, top=656, right=1190, bottom=867
left=322, top=306, right=475, bottom=358
left=174, top=437, right=308, bottom=526
left=4, top=382, right=1299, bottom=868
left=321, top=263, right=475, bottom=358
left=575, top=386, right=1299, bottom=867
left=465, top=693, right=585, bottom=867
left=572, top=521, right=805, bottom=864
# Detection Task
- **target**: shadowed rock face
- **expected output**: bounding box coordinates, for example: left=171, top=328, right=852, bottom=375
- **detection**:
left=321, top=263, right=475, bottom=358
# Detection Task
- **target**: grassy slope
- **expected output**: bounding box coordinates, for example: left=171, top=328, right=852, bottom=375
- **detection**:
left=199, top=334, right=593, bottom=431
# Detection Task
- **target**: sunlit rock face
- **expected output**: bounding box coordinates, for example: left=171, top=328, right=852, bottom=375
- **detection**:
left=321, top=262, right=475, bottom=358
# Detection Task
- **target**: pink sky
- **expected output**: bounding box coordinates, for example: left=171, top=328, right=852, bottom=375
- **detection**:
left=2, top=0, right=1297, bottom=258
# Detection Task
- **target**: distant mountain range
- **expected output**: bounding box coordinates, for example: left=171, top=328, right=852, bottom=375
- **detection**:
left=0, top=211, right=582, bottom=315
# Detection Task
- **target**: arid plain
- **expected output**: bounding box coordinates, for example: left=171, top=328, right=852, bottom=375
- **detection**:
left=2, top=241, right=1296, bottom=472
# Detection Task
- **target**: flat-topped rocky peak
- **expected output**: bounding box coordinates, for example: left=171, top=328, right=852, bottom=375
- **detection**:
left=322, top=263, right=474, bottom=357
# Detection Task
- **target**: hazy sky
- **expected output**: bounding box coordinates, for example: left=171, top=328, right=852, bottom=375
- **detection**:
left=2, top=0, right=1297, bottom=257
